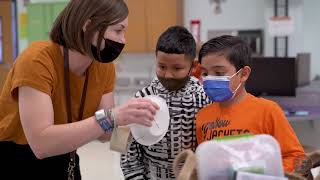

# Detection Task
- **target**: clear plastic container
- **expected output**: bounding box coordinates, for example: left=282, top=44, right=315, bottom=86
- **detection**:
left=196, top=134, right=284, bottom=180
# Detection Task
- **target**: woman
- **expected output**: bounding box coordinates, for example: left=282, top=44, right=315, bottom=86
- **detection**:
left=0, top=0, right=158, bottom=179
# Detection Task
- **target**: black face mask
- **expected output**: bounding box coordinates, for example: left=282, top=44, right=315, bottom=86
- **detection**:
left=91, top=38, right=125, bottom=63
left=157, top=76, right=190, bottom=92
left=157, top=63, right=193, bottom=91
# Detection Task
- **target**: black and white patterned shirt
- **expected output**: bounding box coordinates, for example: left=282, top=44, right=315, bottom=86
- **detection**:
left=120, top=76, right=210, bottom=180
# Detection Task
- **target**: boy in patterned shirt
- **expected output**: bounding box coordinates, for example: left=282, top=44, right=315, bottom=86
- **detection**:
left=120, top=26, right=210, bottom=180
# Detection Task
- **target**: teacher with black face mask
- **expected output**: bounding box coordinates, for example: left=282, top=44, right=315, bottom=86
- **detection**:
left=0, top=0, right=158, bottom=179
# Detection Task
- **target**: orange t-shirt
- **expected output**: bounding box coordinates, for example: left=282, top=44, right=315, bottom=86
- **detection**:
left=196, top=93, right=305, bottom=172
left=0, top=41, right=115, bottom=144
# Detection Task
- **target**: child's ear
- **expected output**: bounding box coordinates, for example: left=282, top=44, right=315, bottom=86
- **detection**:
left=240, top=66, right=251, bottom=82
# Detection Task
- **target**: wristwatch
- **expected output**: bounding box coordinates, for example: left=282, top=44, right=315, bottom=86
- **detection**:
left=95, top=109, right=113, bottom=133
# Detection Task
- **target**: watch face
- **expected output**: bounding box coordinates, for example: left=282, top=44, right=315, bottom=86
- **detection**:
left=95, top=109, right=106, bottom=120
left=95, top=109, right=113, bottom=132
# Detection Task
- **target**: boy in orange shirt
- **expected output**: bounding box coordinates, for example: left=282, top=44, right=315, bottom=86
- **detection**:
left=196, top=35, right=305, bottom=172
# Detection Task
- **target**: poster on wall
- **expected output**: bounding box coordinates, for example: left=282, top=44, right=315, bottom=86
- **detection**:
left=268, top=16, right=294, bottom=37
left=19, top=13, right=28, bottom=40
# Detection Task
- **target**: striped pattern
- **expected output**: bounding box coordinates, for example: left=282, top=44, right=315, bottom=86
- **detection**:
left=120, top=77, right=210, bottom=180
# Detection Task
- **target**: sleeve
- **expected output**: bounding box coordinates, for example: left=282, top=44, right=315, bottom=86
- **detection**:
left=103, top=63, right=116, bottom=94
left=120, top=90, right=146, bottom=180
left=264, top=102, right=305, bottom=172
left=11, top=56, right=55, bottom=99
left=120, top=138, right=146, bottom=180
left=198, top=86, right=211, bottom=109
left=195, top=110, right=205, bottom=145
left=195, top=87, right=211, bottom=145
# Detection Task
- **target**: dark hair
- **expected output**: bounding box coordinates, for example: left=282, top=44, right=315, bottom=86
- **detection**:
left=156, top=26, right=196, bottom=61
left=50, top=0, right=128, bottom=59
left=198, top=35, right=251, bottom=71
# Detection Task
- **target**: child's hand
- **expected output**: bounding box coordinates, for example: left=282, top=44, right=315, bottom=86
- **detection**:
left=114, top=98, right=159, bottom=127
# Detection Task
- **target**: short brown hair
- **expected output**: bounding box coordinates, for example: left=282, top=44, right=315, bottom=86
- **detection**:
left=50, top=0, right=128, bottom=58
left=199, top=35, right=251, bottom=71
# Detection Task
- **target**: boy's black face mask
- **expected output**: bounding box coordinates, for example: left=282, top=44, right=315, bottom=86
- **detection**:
left=157, top=76, right=190, bottom=91
left=91, top=38, right=125, bottom=63
left=157, top=64, right=193, bottom=91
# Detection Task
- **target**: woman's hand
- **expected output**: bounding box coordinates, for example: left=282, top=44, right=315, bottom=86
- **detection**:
left=114, top=98, right=159, bottom=127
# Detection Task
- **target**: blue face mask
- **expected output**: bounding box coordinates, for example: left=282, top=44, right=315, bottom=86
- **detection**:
left=203, top=69, right=242, bottom=102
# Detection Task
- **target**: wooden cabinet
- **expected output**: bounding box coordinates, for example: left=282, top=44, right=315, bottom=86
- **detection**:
left=0, top=0, right=16, bottom=91
left=124, top=0, right=183, bottom=52
left=123, top=0, right=148, bottom=52
left=0, top=0, right=14, bottom=64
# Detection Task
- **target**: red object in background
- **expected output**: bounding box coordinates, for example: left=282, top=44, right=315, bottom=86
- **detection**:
left=190, top=20, right=201, bottom=43
left=191, top=61, right=202, bottom=80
